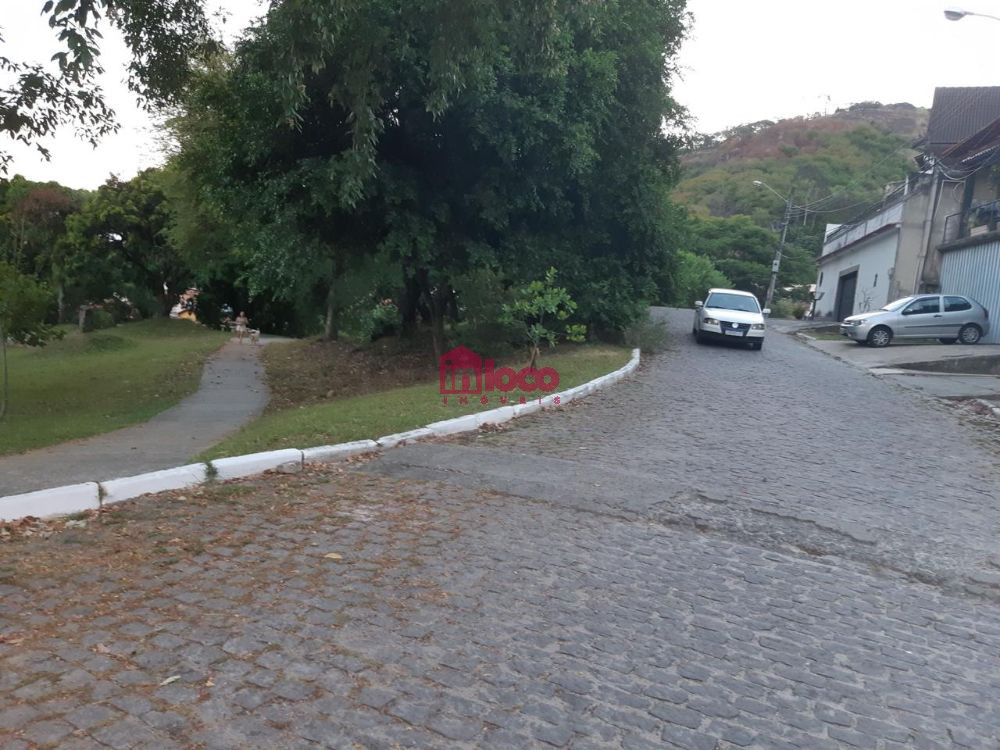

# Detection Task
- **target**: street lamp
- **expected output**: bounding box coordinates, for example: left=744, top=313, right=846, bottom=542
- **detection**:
left=944, top=7, right=1000, bottom=22
left=753, top=180, right=793, bottom=315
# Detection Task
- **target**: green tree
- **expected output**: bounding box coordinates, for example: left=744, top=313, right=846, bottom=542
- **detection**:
left=62, top=170, right=189, bottom=316
left=668, top=250, right=730, bottom=307
left=1, top=178, right=86, bottom=320
left=0, top=262, right=57, bottom=419
left=170, top=0, right=690, bottom=356
left=1, top=0, right=213, bottom=170
left=686, top=215, right=775, bottom=297
left=501, top=268, right=586, bottom=368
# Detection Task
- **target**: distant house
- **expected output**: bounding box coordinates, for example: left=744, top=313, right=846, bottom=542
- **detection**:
left=931, top=115, right=1000, bottom=343
left=815, top=86, right=1000, bottom=324
left=814, top=176, right=931, bottom=320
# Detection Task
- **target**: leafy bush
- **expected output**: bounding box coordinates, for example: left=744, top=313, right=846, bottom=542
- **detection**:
left=82, top=308, right=116, bottom=332
left=624, top=314, right=669, bottom=354
left=769, top=299, right=796, bottom=319
left=501, top=268, right=586, bottom=367
left=667, top=249, right=730, bottom=307
left=341, top=297, right=400, bottom=342
left=451, top=268, right=517, bottom=358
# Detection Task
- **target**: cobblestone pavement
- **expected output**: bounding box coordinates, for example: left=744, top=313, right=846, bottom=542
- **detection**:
left=376, top=308, right=1000, bottom=594
left=2, top=309, right=1000, bottom=748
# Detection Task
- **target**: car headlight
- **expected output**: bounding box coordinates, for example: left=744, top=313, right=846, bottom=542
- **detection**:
left=703, top=317, right=719, bottom=325
left=852, top=319, right=867, bottom=326
left=751, top=323, right=765, bottom=330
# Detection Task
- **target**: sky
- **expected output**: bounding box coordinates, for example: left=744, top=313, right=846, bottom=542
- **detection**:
left=4, top=0, right=1000, bottom=188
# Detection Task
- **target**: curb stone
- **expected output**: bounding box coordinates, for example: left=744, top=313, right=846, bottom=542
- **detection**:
left=0, top=349, right=639, bottom=522
left=0, top=482, right=100, bottom=522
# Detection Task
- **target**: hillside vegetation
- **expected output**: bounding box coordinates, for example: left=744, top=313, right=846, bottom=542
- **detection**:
left=668, top=103, right=930, bottom=314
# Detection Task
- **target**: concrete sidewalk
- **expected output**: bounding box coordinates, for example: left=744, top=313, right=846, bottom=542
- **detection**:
left=797, top=335, right=1000, bottom=399
left=0, top=339, right=278, bottom=497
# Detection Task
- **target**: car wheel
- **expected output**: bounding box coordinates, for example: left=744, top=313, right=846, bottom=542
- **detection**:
left=867, top=326, right=892, bottom=348
left=959, top=324, right=982, bottom=345
left=938, top=338, right=958, bottom=345
left=749, top=340, right=763, bottom=351
left=695, top=330, right=705, bottom=344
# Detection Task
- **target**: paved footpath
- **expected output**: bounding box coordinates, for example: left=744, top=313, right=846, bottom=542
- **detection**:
left=2, top=309, right=1000, bottom=748
left=0, top=340, right=271, bottom=497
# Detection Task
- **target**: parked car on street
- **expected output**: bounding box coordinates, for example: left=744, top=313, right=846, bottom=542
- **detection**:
left=692, top=288, right=769, bottom=350
left=840, top=294, right=990, bottom=347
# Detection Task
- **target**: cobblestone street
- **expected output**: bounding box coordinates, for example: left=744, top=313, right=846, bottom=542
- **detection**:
left=3, top=310, right=1000, bottom=748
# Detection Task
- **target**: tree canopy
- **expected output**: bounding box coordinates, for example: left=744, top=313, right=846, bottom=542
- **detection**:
left=1, top=0, right=213, bottom=169
left=169, top=0, right=690, bottom=354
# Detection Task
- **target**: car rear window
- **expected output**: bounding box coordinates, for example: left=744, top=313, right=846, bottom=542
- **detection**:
left=944, top=296, right=972, bottom=312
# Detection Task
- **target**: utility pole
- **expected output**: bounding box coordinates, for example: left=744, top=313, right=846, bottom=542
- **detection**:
left=764, top=195, right=792, bottom=314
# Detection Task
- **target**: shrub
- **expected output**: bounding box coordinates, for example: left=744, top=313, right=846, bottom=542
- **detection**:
left=501, top=268, right=586, bottom=368
left=82, top=308, right=116, bottom=332
left=624, top=314, right=669, bottom=354
left=667, top=250, right=730, bottom=308
left=341, top=297, right=400, bottom=342
left=769, top=299, right=796, bottom=319
left=451, top=267, right=517, bottom=357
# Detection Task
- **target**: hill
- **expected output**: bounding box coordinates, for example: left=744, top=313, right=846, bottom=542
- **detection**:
left=665, top=103, right=930, bottom=314
left=676, top=102, right=929, bottom=226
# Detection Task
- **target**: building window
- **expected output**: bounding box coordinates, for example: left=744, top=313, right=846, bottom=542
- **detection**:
left=873, top=273, right=878, bottom=287
left=819, top=272, right=824, bottom=286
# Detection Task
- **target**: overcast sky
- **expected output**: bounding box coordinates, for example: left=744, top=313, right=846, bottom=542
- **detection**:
left=4, top=0, right=1000, bottom=188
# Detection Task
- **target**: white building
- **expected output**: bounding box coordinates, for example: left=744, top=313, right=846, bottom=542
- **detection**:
left=814, top=179, right=931, bottom=320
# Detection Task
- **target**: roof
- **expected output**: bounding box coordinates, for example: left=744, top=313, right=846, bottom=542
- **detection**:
left=941, top=115, right=1000, bottom=167
left=926, top=87, right=1000, bottom=155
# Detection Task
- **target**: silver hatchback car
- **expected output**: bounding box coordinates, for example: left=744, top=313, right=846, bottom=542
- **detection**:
left=840, top=294, right=990, bottom=347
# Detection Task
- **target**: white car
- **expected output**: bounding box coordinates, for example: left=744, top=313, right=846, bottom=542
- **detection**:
left=692, top=288, right=769, bottom=350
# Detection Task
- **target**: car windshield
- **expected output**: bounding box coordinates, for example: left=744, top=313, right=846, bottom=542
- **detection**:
left=704, top=292, right=760, bottom=313
left=881, top=296, right=916, bottom=312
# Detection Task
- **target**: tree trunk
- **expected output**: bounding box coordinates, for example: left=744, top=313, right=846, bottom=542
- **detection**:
left=323, top=290, right=339, bottom=341
left=398, top=274, right=422, bottom=338
left=429, top=300, right=445, bottom=362
left=418, top=269, right=446, bottom=362
left=56, top=283, right=65, bottom=324
left=528, top=343, right=540, bottom=370
left=0, top=322, right=8, bottom=421
left=157, top=282, right=173, bottom=318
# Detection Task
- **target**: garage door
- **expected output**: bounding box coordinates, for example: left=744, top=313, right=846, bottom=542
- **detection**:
left=939, top=239, right=1000, bottom=344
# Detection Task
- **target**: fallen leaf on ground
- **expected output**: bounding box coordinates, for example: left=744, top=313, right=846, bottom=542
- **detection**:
left=323, top=553, right=343, bottom=561
left=159, top=675, right=181, bottom=686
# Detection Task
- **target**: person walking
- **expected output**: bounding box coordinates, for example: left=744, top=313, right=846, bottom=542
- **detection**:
left=234, top=311, right=249, bottom=343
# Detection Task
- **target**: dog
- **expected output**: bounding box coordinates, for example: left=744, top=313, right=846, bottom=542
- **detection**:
left=248, top=328, right=261, bottom=345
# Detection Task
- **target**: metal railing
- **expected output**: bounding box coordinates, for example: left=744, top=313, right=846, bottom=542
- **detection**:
left=943, top=198, right=1000, bottom=244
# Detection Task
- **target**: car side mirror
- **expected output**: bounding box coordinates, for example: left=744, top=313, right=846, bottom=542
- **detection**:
left=762, top=308, right=771, bottom=316
left=694, top=301, right=703, bottom=308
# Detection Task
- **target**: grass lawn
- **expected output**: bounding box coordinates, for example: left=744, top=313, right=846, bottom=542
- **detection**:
left=201, top=343, right=631, bottom=459
left=0, top=319, right=228, bottom=456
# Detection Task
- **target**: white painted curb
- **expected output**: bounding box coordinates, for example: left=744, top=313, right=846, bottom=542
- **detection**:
left=102, top=464, right=207, bottom=506
left=303, top=439, right=380, bottom=464
left=211, top=449, right=303, bottom=481
left=477, top=405, right=516, bottom=427
left=0, top=349, right=639, bottom=524
left=376, top=429, right=434, bottom=449
left=0, top=482, right=100, bottom=522
left=426, top=413, right=481, bottom=436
